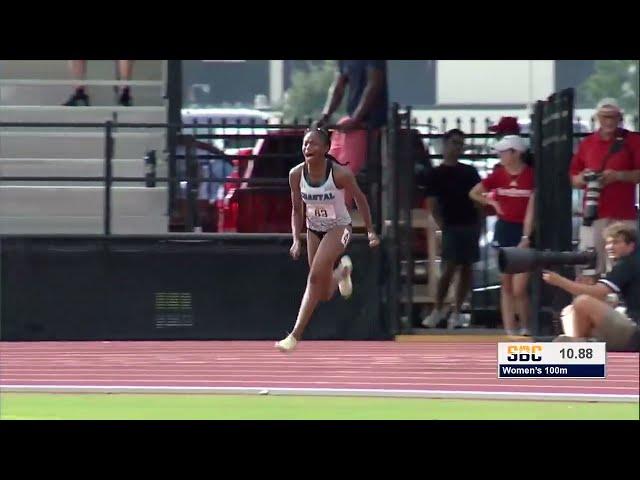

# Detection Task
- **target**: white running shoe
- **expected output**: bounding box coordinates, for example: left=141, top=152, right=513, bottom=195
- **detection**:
left=519, top=327, right=531, bottom=336
left=275, top=334, right=298, bottom=353
left=338, top=256, right=353, bottom=298
left=422, top=307, right=448, bottom=328
left=447, top=311, right=465, bottom=330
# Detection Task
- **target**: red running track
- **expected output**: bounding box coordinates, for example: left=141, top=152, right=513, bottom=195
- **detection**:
left=0, top=341, right=638, bottom=402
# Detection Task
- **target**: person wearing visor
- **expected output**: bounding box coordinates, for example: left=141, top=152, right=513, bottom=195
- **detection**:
left=469, top=135, right=535, bottom=336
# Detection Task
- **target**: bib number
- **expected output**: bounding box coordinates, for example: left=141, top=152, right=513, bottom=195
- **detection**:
left=307, top=204, right=336, bottom=219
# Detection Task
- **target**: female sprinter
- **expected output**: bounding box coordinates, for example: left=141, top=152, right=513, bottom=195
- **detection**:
left=275, top=127, right=380, bottom=352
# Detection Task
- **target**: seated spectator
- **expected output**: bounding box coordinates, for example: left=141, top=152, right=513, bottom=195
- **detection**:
left=543, top=222, right=640, bottom=352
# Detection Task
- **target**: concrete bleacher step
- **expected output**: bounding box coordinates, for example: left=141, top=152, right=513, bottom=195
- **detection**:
left=0, top=105, right=166, bottom=124
left=0, top=60, right=169, bottom=235
left=0, top=130, right=165, bottom=159
left=0, top=185, right=167, bottom=217
left=1, top=85, right=164, bottom=107
left=0, top=60, right=164, bottom=106
left=0, top=60, right=163, bottom=80
left=0, top=215, right=168, bottom=234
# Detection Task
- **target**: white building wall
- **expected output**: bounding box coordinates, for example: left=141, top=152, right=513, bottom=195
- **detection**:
left=437, top=60, right=555, bottom=106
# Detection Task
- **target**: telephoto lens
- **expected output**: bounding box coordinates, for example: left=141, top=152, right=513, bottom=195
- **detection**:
left=582, top=170, right=602, bottom=227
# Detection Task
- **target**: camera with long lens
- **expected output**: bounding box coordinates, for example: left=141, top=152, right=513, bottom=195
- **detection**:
left=582, top=169, right=603, bottom=227
left=498, top=247, right=597, bottom=274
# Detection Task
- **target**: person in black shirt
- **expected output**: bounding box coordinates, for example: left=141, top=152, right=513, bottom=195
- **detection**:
left=543, top=222, right=640, bottom=352
left=421, top=129, right=482, bottom=329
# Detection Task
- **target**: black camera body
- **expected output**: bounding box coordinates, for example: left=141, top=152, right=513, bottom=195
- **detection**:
left=498, top=247, right=597, bottom=274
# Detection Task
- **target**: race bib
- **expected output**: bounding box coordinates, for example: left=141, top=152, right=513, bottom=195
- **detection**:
left=307, top=204, right=337, bottom=219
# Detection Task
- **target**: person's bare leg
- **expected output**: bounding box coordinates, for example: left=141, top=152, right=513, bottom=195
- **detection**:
left=69, top=60, right=87, bottom=89
left=276, top=227, right=347, bottom=352
left=513, top=272, right=530, bottom=333
left=306, top=230, right=320, bottom=268
left=118, top=60, right=134, bottom=82
left=436, top=262, right=457, bottom=311
left=422, top=261, right=456, bottom=328
left=290, top=227, right=347, bottom=340
left=572, top=294, right=610, bottom=338
left=117, top=60, right=135, bottom=105
left=500, top=274, right=517, bottom=334
left=63, top=61, right=89, bottom=105
left=455, top=263, right=473, bottom=312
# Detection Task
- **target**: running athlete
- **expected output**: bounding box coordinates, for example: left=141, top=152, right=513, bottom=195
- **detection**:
left=275, top=127, right=380, bottom=353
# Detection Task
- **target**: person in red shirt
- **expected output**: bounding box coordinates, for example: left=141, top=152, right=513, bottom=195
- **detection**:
left=470, top=135, right=535, bottom=336
left=570, top=98, right=640, bottom=276
left=488, top=116, right=521, bottom=136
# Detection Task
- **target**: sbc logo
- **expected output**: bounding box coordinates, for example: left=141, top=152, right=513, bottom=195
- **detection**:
left=507, top=345, right=543, bottom=362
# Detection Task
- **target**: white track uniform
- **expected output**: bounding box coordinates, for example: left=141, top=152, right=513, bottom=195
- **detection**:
left=300, top=160, right=351, bottom=233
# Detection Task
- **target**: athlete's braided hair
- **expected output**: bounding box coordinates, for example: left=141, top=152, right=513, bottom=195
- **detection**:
left=304, top=124, right=348, bottom=165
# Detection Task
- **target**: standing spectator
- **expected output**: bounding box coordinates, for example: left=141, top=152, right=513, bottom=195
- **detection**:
left=570, top=98, right=640, bottom=276
left=489, top=115, right=535, bottom=166
left=63, top=60, right=135, bottom=106
left=422, top=129, right=482, bottom=329
left=489, top=116, right=521, bottom=137
left=469, top=135, right=535, bottom=336
left=317, top=60, right=388, bottom=180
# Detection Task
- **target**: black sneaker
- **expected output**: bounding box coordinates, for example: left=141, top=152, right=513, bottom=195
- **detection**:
left=63, top=90, right=90, bottom=106
left=118, top=88, right=133, bottom=107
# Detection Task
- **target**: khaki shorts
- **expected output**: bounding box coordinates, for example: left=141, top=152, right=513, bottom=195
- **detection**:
left=594, top=308, right=638, bottom=351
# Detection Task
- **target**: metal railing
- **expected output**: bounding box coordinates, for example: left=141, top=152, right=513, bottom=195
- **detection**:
left=0, top=119, right=380, bottom=237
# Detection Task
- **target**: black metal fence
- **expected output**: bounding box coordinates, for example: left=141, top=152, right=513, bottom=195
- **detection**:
left=0, top=120, right=381, bottom=237
left=527, top=89, right=577, bottom=337
left=383, top=89, right=628, bottom=335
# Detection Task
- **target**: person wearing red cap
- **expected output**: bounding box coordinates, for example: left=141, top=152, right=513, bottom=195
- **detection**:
left=469, top=135, right=535, bottom=336
left=488, top=117, right=521, bottom=136
left=570, top=98, right=640, bottom=276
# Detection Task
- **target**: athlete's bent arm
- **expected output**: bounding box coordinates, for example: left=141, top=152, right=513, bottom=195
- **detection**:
left=335, top=167, right=380, bottom=247
left=289, top=166, right=304, bottom=259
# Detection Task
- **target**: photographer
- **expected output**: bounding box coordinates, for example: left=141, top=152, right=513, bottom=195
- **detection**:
left=542, top=223, right=640, bottom=352
left=570, top=98, right=640, bottom=276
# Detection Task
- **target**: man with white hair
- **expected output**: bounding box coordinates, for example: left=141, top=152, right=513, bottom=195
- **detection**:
left=569, top=98, right=640, bottom=276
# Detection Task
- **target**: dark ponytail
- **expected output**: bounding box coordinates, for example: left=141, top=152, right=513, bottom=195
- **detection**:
left=326, top=153, right=348, bottom=166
